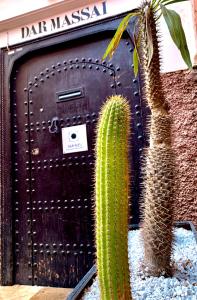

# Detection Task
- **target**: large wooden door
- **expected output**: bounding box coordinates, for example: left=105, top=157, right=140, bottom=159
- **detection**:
left=11, top=34, right=145, bottom=287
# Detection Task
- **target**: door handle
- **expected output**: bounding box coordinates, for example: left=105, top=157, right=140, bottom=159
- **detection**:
left=48, top=117, right=60, bottom=134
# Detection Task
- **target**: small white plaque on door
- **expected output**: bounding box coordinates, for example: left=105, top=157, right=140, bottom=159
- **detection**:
left=62, top=124, right=88, bottom=154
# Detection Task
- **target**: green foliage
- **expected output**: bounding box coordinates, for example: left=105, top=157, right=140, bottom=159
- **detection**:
left=102, top=11, right=139, bottom=61
left=95, top=95, right=132, bottom=300
left=160, top=4, right=192, bottom=68
left=103, top=0, right=192, bottom=75
left=133, top=46, right=139, bottom=77
left=161, top=0, right=188, bottom=5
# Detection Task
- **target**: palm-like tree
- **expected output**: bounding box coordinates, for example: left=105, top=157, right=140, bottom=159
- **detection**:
left=103, top=0, right=191, bottom=276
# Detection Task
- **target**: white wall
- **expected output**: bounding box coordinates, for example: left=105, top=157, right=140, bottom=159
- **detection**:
left=159, top=2, right=195, bottom=72
left=0, top=0, right=64, bottom=21
left=0, top=0, right=195, bottom=73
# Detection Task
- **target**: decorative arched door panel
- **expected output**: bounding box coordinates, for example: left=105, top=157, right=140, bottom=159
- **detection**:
left=9, top=22, right=146, bottom=287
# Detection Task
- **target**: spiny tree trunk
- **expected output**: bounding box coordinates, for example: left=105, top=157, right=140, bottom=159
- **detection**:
left=140, top=2, right=174, bottom=276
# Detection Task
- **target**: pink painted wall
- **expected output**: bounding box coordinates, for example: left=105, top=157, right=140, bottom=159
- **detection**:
left=162, top=70, right=197, bottom=226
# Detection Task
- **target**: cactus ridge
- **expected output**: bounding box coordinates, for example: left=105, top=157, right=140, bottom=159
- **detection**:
left=95, top=95, right=132, bottom=300
left=140, top=2, right=175, bottom=276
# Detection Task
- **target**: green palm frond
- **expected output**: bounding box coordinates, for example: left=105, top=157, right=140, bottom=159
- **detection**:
left=161, top=0, right=188, bottom=5
left=102, top=11, right=140, bottom=61
left=103, top=0, right=192, bottom=75
left=160, top=4, right=192, bottom=69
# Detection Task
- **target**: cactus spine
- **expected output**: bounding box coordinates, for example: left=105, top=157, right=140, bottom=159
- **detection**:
left=140, top=2, right=174, bottom=276
left=95, top=95, right=132, bottom=300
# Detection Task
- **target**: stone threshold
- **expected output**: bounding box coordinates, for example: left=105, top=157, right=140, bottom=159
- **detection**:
left=0, top=285, right=73, bottom=300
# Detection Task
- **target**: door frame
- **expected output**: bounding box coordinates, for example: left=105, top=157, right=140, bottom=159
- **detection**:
left=0, top=12, right=145, bottom=285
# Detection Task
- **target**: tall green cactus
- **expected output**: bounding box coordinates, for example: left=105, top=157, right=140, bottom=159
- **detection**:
left=95, top=95, right=132, bottom=300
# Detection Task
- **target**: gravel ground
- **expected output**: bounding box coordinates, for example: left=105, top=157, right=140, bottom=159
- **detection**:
left=83, top=228, right=197, bottom=300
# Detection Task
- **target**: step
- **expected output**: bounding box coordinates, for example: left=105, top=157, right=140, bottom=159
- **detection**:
left=0, top=285, right=73, bottom=300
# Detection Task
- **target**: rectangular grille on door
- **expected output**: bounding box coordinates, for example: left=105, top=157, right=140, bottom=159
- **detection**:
left=57, top=88, right=84, bottom=102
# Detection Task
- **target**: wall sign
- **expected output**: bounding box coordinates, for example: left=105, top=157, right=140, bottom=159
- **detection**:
left=62, top=124, right=88, bottom=154
left=21, top=2, right=107, bottom=39
left=0, top=0, right=194, bottom=73
left=0, top=0, right=141, bottom=48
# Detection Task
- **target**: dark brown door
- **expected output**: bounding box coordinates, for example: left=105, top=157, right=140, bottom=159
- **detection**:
left=11, top=34, right=145, bottom=287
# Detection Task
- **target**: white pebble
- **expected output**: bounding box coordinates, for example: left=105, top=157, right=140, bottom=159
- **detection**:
left=83, top=228, right=197, bottom=300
